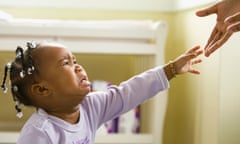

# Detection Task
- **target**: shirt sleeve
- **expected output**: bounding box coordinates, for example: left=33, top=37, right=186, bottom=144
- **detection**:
left=17, top=127, right=51, bottom=144
left=83, top=66, right=169, bottom=129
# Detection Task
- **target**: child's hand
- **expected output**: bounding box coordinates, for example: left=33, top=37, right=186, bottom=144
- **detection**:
left=173, top=45, right=203, bottom=75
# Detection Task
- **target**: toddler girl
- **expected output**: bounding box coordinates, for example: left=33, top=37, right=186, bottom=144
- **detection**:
left=1, top=41, right=202, bottom=144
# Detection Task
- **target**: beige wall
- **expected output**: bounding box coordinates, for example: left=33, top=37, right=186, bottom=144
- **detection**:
left=168, top=8, right=220, bottom=144
left=218, top=33, right=240, bottom=144
left=0, top=4, right=232, bottom=144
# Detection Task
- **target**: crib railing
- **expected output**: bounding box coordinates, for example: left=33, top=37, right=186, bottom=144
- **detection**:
left=0, top=132, right=153, bottom=144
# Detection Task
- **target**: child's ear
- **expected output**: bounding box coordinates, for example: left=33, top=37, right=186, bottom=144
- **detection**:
left=31, top=83, right=51, bottom=97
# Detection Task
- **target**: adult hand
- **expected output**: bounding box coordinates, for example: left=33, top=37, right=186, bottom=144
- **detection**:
left=218, top=12, right=240, bottom=48
left=196, top=0, right=240, bottom=57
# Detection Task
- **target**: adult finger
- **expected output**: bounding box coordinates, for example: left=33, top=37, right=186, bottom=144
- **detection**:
left=204, top=26, right=218, bottom=49
left=205, top=21, right=240, bottom=57
left=196, top=3, right=218, bottom=17
left=205, top=30, right=232, bottom=57
left=227, top=21, right=240, bottom=32
left=225, top=12, right=240, bottom=24
left=205, top=30, right=222, bottom=53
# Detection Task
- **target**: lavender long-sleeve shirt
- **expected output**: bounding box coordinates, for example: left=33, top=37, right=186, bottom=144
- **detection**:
left=17, top=66, right=169, bottom=144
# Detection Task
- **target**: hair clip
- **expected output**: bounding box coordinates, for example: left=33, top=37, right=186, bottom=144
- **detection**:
left=27, top=41, right=37, bottom=49
left=16, top=111, right=23, bottom=118
left=12, top=85, right=18, bottom=92
left=27, top=66, right=35, bottom=75
left=1, top=86, right=8, bottom=93
left=6, top=63, right=11, bottom=69
left=16, top=46, right=23, bottom=58
left=20, top=71, right=25, bottom=78
left=15, top=101, right=23, bottom=118
left=16, top=51, right=21, bottom=58
left=1, top=62, right=12, bottom=93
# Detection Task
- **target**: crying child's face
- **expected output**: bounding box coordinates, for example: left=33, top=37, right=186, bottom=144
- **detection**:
left=30, top=42, right=91, bottom=110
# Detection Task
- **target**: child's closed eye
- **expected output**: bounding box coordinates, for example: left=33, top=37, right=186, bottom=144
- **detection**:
left=63, top=60, right=70, bottom=66
left=73, top=60, right=77, bottom=64
left=63, top=59, right=77, bottom=66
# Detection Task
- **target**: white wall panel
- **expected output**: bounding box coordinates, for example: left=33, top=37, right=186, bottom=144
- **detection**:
left=0, top=0, right=215, bottom=12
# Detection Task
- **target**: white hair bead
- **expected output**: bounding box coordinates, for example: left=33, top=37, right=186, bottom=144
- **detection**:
left=2, top=87, right=8, bottom=93
left=20, top=71, right=25, bottom=78
left=13, top=85, right=18, bottom=92
left=16, top=111, right=23, bottom=118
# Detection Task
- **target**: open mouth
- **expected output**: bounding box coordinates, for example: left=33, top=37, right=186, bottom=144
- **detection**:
left=80, top=76, right=90, bottom=86
left=80, top=76, right=87, bottom=83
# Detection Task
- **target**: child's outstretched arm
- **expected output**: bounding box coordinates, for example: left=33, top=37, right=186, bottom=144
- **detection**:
left=90, top=46, right=202, bottom=123
left=164, top=45, right=203, bottom=80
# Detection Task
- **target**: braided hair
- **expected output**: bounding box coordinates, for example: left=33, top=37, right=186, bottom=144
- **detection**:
left=1, top=41, right=39, bottom=118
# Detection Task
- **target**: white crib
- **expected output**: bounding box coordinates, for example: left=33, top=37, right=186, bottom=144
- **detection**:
left=0, top=132, right=153, bottom=144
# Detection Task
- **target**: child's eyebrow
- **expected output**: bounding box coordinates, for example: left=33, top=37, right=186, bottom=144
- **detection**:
left=57, top=55, right=76, bottom=63
left=58, top=55, right=69, bottom=61
left=57, top=55, right=70, bottom=65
